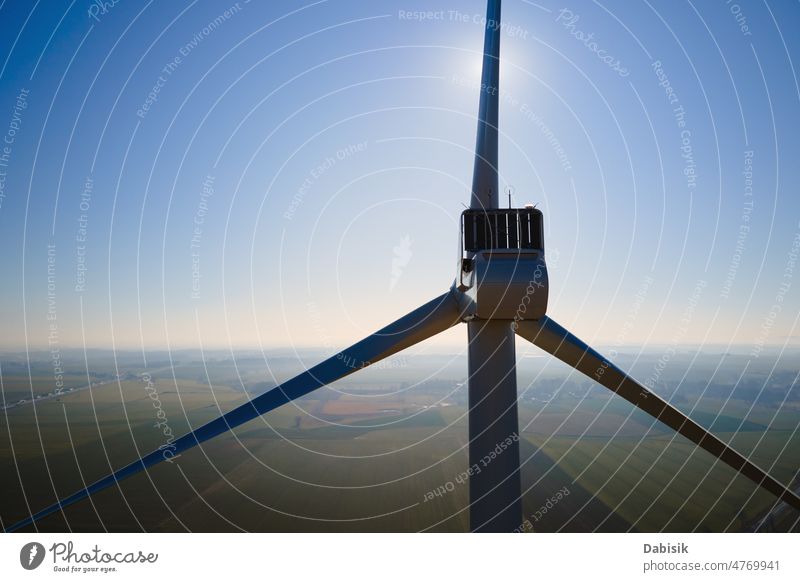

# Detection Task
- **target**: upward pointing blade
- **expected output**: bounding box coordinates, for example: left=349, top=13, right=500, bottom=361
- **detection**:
left=470, top=0, right=502, bottom=210
left=515, top=316, right=800, bottom=512
left=6, top=291, right=464, bottom=532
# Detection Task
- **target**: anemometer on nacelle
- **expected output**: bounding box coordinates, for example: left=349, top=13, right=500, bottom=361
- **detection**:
left=456, top=206, right=549, bottom=321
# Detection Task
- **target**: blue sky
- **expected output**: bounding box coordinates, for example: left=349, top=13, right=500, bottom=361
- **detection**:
left=0, top=0, right=798, bottom=352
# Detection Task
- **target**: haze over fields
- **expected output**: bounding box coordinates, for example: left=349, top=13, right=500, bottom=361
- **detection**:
left=2, top=347, right=798, bottom=532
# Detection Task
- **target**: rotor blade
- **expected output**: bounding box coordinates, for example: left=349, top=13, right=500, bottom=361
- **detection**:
left=7, top=291, right=464, bottom=532
left=470, top=0, right=501, bottom=210
left=515, top=316, right=800, bottom=512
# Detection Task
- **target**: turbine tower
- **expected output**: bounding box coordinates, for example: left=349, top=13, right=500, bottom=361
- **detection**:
left=8, top=0, right=800, bottom=533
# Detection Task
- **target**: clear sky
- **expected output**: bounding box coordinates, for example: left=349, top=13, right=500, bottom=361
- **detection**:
left=0, top=0, right=798, bottom=353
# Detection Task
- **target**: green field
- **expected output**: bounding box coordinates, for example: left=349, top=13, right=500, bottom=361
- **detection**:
left=1, top=351, right=798, bottom=532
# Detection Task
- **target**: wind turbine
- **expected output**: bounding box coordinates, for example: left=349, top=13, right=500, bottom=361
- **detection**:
left=8, top=0, right=800, bottom=533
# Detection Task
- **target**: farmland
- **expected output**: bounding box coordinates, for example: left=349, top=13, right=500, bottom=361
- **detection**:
left=1, top=348, right=798, bottom=532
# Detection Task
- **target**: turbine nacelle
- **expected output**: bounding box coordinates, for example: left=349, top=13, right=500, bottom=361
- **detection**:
left=455, top=207, right=549, bottom=321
